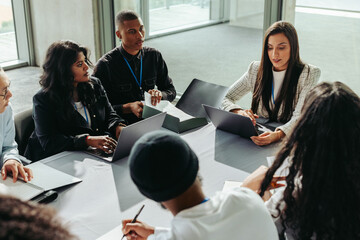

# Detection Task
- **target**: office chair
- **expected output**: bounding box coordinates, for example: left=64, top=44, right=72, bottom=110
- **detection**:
left=14, top=108, right=34, bottom=164
left=175, top=78, right=229, bottom=120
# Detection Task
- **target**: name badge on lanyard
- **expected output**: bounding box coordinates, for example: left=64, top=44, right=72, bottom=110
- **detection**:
left=123, top=55, right=143, bottom=99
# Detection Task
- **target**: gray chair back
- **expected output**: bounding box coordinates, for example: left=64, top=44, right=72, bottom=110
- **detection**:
left=14, top=109, right=34, bottom=156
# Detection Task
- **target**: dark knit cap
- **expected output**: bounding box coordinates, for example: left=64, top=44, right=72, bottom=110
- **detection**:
left=129, top=130, right=199, bottom=202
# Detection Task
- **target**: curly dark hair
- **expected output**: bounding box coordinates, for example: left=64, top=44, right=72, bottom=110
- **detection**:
left=40, top=40, right=97, bottom=120
left=0, top=194, right=77, bottom=240
left=259, top=82, right=360, bottom=239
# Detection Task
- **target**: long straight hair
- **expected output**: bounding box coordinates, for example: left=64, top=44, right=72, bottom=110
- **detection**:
left=260, top=82, right=360, bottom=239
left=40, top=40, right=95, bottom=120
left=251, top=21, right=305, bottom=122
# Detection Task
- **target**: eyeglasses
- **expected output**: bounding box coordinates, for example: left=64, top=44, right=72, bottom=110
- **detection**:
left=0, top=87, right=10, bottom=100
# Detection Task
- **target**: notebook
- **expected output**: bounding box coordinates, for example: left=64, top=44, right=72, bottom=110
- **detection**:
left=203, top=104, right=270, bottom=138
left=86, top=112, right=166, bottom=162
left=0, top=161, right=82, bottom=201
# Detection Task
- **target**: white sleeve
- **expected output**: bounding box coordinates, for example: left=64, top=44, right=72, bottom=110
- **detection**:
left=221, top=61, right=258, bottom=111
left=148, top=227, right=172, bottom=240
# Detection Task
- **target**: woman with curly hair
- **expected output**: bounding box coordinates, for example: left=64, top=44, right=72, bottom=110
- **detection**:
left=25, top=40, right=126, bottom=161
left=243, top=82, right=360, bottom=239
left=0, top=194, right=77, bottom=240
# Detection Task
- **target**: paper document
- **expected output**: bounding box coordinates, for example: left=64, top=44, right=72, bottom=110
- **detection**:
left=97, top=225, right=122, bottom=240
left=222, top=181, right=243, bottom=192
left=145, top=92, right=194, bottom=121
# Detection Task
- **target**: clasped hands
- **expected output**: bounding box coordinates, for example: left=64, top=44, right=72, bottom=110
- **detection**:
left=230, top=109, right=284, bottom=146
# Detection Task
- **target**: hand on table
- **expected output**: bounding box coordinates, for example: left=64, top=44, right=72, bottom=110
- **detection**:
left=231, top=109, right=258, bottom=126
left=1, top=159, right=33, bottom=183
left=86, top=136, right=117, bottom=154
left=122, top=219, right=155, bottom=240
left=148, top=89, right=162, bottom=106
left=251, top=130, right=284, bottom=146
left=123, top=101, right=144, bottom=118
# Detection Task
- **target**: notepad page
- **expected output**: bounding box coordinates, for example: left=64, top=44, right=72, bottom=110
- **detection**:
left=0, top=178, right=44, bottom=201
left=27, top=162, right=82, bottom=191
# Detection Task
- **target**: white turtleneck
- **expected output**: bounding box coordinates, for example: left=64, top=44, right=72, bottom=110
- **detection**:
left=270, top=68, right=286, bottom=108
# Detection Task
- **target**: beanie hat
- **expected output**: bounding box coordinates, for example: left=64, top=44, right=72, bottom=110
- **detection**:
left=129, top=130, right=199, bottom=202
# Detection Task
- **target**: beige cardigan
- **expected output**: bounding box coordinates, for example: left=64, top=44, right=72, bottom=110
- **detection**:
left=221, top=61, right=321, bottom=135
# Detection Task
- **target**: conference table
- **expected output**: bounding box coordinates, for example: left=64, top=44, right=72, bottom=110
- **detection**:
left=43, top=123, right=280, bottom=239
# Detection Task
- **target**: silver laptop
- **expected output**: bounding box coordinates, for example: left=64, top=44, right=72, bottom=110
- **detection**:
left=86, top=112, right=166, bottom=161
left=202, top=104, right=267, bottom=138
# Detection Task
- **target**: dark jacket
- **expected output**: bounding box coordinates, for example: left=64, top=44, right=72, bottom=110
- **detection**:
left=93, top=45, right=176, bottom=123
left=25, top=77, right=125, bottom=161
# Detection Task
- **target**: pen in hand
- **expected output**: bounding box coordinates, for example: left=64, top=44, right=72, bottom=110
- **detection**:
left=121, top=204, right=145, bottom=240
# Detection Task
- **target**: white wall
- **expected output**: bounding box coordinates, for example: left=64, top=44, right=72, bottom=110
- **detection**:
left=30, top=0, right=96, bottom=66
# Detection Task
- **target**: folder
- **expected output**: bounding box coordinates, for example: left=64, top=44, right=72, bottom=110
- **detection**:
left=142, top=79, right=229, bottom=133
left=142, top=105, right=208, bottom=133
left=0, top=162, right=82, bottom=201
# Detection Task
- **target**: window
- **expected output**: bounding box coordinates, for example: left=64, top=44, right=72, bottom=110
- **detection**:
left=291, top=0, right=360, bottom=94
left=0, top=0, right=17, bottom=63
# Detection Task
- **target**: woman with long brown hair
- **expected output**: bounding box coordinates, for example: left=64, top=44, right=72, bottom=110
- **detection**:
left=222, top=21, right=321, bottom=146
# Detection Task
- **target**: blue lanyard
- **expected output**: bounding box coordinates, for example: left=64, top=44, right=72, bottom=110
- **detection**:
left=271, top=79, right=275, bottom=104
left=201, top=197, right=209, bottom=204
left=123, top=55, right=143, bottom=90
left=74, top=103, right=89, bottom=123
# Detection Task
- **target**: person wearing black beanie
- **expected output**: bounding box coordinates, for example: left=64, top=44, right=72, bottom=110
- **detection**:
left=122, top=130, right=278, bottom=240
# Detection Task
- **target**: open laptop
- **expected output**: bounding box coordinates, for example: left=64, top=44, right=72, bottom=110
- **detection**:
left=202, top=104, right=269, bottom=138
left=86, top=112, right=166, bottom=162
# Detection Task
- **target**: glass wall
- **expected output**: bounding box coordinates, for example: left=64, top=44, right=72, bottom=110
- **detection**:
left=0, top=0, right=17, bottom=63
left=293, top=0, right=360, bottom=95
left=149, top=0, right=211, bottom=35
left=113, top=0, right=223, bottom=38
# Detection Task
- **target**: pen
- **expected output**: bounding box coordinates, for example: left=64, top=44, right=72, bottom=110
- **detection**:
left=121, top=204, right=145, bottom=240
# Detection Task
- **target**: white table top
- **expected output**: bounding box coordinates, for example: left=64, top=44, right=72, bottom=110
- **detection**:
left=42, top=123, right=280, bottom=239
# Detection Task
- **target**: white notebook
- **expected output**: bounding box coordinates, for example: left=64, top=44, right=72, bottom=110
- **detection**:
left=0, top=162, right=82, bottom=201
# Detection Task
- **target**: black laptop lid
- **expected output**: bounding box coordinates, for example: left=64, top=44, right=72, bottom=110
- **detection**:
left=203, top=104, right=258, bottom=138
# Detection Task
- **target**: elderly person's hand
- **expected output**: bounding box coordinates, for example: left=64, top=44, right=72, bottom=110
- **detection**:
left=1, top=159, right=33, bottom=183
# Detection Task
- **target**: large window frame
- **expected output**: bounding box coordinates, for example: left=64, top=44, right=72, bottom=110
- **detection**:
left=97, top=0, right=232, bottom=56
left=2, top=0, right=33, bottom=70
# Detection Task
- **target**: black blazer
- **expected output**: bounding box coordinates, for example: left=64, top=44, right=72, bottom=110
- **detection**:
left=25, top=77, right=125, bottom=161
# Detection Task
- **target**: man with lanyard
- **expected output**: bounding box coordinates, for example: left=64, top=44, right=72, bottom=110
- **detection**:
left=93, top=10, right=176, bottom=124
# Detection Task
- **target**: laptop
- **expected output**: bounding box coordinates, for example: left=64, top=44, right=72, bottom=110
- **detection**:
left=202, top=104, right=268, bottom=138
left=86, top=112, right=166, bottom=162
